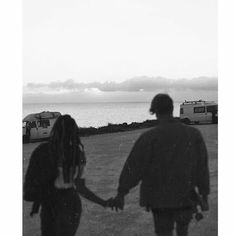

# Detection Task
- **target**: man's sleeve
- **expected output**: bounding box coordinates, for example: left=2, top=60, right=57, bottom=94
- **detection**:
left=195, top=131, right=210, bottom=196
left=118, top=134, right=152, bottom=196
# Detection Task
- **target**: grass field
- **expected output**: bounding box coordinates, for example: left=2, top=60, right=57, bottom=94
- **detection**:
left=23, top=124, right=218, bottom=236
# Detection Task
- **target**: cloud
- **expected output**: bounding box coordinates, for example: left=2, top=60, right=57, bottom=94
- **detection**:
left=25, top=76, right=218, bottom=94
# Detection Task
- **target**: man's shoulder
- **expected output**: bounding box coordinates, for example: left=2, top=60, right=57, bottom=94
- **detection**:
left=182, top=124, right=201, bottom=135
left=143, top=122, right=200, bottom=137
left=138, top=122, right=201, bottom=140
left=138, top=127, right=160, bottom=141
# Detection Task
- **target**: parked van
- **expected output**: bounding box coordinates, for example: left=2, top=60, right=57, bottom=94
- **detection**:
left=23, top=111, right=61, bottom=143
left=180, top=100, right=218, bottom=124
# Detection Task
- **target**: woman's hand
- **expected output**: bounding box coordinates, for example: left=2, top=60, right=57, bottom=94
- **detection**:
left=106, top=194, right=125, bottom=212
left=103, top=198, right=114, bottom=208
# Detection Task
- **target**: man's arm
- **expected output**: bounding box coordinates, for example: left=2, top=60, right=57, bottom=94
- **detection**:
left=111, top=134, right=153, bottom=211
left=117, top=134, right=152, bottom=196
left=195, top=131, right=210, bottom=207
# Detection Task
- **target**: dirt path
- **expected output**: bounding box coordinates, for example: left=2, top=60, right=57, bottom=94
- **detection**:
left=23, top=124, right=217, bottom=236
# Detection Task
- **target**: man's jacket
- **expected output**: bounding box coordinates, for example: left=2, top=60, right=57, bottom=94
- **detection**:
left=118, top=117, right=210, bottom=209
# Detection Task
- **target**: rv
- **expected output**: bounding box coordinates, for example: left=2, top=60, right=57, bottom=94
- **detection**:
left=23, top=111, right=61, bottom=143
left=180, top=100, right=218, bottom=124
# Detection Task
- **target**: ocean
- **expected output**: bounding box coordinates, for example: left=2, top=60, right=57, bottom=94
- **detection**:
left=23, top=102, right=181, bottom=128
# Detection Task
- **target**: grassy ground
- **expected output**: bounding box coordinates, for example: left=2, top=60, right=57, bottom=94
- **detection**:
left=23, top=124, right=218, bottom=236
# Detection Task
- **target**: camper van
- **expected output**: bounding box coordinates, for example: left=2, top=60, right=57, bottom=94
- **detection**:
left=180, top=100, right=218, bottom=124
left=23, top=111, right=61, bottom=143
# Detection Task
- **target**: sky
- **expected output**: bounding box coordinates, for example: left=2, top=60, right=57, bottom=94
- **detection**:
left=23, top=0, right=217, bottom=103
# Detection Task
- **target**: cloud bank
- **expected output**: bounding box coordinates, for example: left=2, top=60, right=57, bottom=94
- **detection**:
left=25, top=76, right=217, bottom=93
left=23, top=76, right=218, bottom=104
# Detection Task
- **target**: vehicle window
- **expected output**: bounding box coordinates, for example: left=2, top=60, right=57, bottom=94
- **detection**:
left=38, top=119, right=50, bottom=128
left=180, top=108, right=184, bottom=114
left=207, top=105, right=218, bottom=112
left=194, top=106, right=205, bottom=113
left=30, top=121, right=36, bottom=128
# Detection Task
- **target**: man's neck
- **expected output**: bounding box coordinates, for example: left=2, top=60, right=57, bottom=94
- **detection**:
left=157, top=114, right=173, bottom=120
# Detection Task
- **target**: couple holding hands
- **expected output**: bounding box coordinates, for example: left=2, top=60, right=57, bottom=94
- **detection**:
left=24, top=94, right=210, bottom=236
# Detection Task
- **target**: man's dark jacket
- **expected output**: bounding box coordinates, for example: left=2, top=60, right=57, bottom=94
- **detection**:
left=118, top=117, right=210, bottom=209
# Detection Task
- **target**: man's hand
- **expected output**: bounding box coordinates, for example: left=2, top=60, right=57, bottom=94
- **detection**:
left=201, top=195, right=209, bottom=211
left=108, top=193, right=125, bottom=212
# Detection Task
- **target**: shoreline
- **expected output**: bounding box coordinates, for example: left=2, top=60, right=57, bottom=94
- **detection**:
left=25, top=118, right=175, bottom=143
left=78, top=118, right=163, bottom=136
left=77, top=117, right=216, bottom=136
left=25, top=119, right=161, bottom=143
left=24, top=117, right=218, bottom=143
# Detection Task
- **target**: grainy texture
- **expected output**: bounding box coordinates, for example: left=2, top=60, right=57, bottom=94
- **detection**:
left=23, top=124, right=217, bottom=236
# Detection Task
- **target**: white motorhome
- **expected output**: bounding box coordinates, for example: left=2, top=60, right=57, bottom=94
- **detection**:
left=23, top=111, right=61, bottom=143
left=180, top=100, right=218, bottom=124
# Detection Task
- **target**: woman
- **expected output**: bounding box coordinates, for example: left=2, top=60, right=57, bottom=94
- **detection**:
left=24, top=114, right=110, bottom=236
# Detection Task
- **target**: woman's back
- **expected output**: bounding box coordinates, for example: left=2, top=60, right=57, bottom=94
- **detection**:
left=24, top=114, right=107, bottom=236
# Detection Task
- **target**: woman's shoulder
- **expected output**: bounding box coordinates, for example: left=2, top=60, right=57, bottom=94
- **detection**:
left=30, top=142, right=50, bottom=161
left=26, top=142, right=51, bottom=176
left=33, top=141, right=49, bottom=153
left=75, top=177, right=86, bottom=189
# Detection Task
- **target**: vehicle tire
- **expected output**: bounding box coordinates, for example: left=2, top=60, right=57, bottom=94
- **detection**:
left=211, top=112, right=218, bottom=124
left=181, top=118, right=191, bottom=125
left=212, top=117, right=218, bottom=124
left=23, top=135, right=30, bottom=144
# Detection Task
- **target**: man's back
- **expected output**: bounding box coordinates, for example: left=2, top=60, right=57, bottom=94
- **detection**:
left=115, top=94, right=210, bottom=236
left=118, top=117, right=210, bottom=209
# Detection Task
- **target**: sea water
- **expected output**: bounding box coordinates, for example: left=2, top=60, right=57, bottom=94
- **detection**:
left=23, top=102, right=181, bottom=128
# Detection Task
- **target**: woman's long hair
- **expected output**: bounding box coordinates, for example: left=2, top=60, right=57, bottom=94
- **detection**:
left=49, top=114, right=86, bottom=183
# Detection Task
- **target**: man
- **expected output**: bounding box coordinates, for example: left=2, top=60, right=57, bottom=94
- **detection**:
left=112, top=94, right=210, bottom=236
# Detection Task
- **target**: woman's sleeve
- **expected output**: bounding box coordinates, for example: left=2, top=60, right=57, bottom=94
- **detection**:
left=75, top=178, right=106, bottom=207
left=23, top=144, right=46, bottom=202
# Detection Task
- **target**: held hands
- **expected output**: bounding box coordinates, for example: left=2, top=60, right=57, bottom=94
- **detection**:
left=104, top=193, right=125, bottom=212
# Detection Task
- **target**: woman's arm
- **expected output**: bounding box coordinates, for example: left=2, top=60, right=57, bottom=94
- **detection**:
left=75, top=178, right=108, bottom=207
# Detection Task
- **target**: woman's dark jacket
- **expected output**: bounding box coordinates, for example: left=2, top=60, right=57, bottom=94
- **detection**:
left=23, top=142, right=85, bottom=215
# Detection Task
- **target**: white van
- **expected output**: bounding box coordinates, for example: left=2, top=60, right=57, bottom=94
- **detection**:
left=180, top=100, right=218, bottom=124
left=23, top=111, right=61, bottom=143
